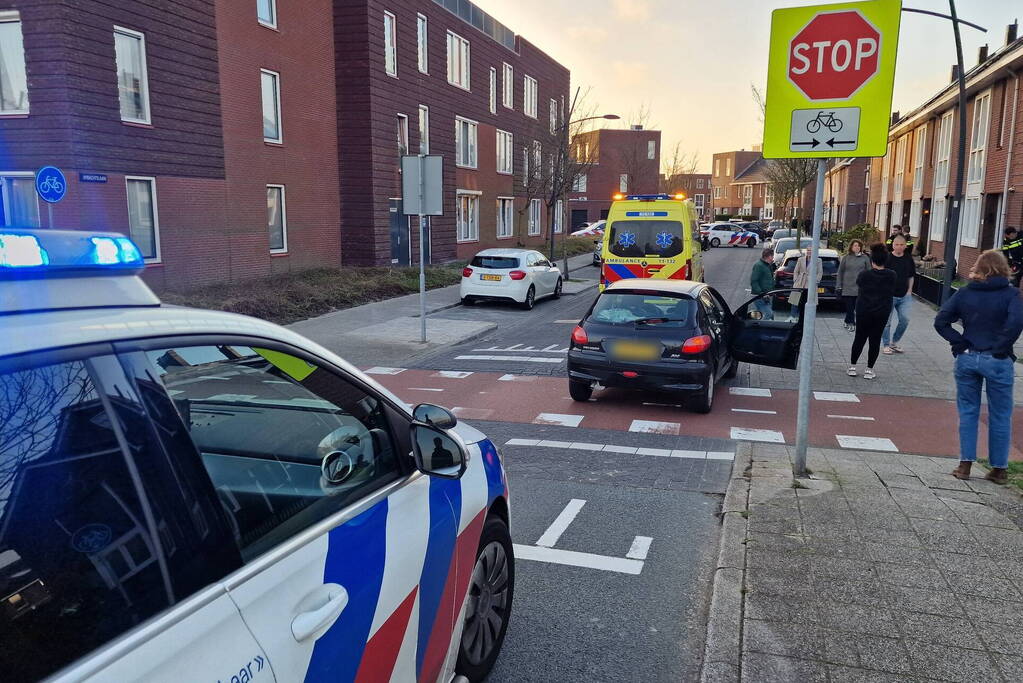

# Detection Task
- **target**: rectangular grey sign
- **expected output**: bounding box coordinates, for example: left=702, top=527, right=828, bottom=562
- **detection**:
left=790, top=107, right=861, bottom=152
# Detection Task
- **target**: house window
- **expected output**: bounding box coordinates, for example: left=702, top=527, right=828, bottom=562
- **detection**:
left=125, top=177, right=160, bottom=261
left=396, top=113, right=408, bottom=155
left=522, top=146, right=528, bottom=184
left=714, top=159, right=720, bottom=177
left=912, top=125, right=926, bottom=193
left=0, top=173, right=40, bottom=226
left=114, top=27, right=151, bottom=124
left=260, top=69, right=282, bottom=142
left=697, top=178, right=704, bottom=189
left=383, top=11, right=397, bottom=77
left=967, top=92, right=991, bottom=184
left=694, top=194, right=705, bottom=210
left=572, top=174, right=587, bottom=192
left=523, top=76, right=538, bottom=118
left=489, top=67, right=497, bottom=114
left=961, top=195, right=981, bottom=246
left=934, top=111, right=953, bottom=189
left=417, top=13, right=428, bottom=74
left=267, top=184, right=287, bottom=253
left=418, top=105, right=429, bottom=154
left=502, top=63, right=513, bottom=107
left=496, top=130, right=513, bottom=174
left=554, top=199, right=564, bottom=234
left=455, top=117, right=477, bottom=168
left=647, top=140, right=656, bottom=160
left=549, top=99, right=558, bottom=134
left=725, top=158, right=731, bottom=176
left=496, top=197, right=514, bottom=238
left=528, top=199, right=542, bottom=236
left=0, top=12, right=29, bottom=114
left=257, top=0, right=276, bottom=28
left=457, top=191, right=479, bottom=242
left=532, top=141, right=542, bottom=180
left=619, top=174, right=628, bottom=192
left=446, top=31, right=470, bottom=89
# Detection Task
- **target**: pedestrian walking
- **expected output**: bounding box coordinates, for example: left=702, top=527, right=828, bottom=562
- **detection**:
left=836, top=239, right=870, bottom=331
left=1000, top=226, right=1023, bottom=287
left=848, top=243, right=896, bottom=379
left=934, top=250, right=1023, bottom=484
left=789, top=247, right=822, bottom=314
left=881, top=234, right=916, bottom=354
left=750, top=247, right=775, bottom=320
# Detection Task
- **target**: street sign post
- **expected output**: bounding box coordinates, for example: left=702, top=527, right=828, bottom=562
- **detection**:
left=35, top=166, right=67, bottom=228
left=763, top=1, right=901, bottom=476
left=401, top=154, right=443, bottom=343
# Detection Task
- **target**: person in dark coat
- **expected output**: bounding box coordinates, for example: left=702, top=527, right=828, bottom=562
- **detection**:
left=935, top=250, right=1023, bottom=484
left=848, top=243, right=897, bottom=379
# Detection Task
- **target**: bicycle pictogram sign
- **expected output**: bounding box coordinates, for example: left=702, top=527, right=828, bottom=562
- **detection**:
left=805, top=111, right=843, bottom=134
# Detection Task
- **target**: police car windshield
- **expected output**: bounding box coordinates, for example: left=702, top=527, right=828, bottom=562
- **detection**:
left=607, top=220, right=684, bottom=258
left=589, top=291, right=695, bottom=327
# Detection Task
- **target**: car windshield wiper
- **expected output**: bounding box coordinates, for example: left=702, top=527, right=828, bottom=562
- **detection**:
left=634, top=317, right=687, bottom=326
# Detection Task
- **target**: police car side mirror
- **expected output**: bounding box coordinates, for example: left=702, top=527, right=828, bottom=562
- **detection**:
left=410, top=424, right=467, bottom=479
left=412, top=403, right=457, bottom=430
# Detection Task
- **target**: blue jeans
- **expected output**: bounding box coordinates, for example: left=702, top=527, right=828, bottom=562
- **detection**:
left=752, top=296, right=774, bottom=321
left=881, top=294, right=912, bottom=346
left=954, top=351, right=1014, bottom=468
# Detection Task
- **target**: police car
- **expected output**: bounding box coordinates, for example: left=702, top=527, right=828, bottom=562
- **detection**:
left=700, top=222, right=759, bottom=248
left=0, top=230, right=513, bottom=682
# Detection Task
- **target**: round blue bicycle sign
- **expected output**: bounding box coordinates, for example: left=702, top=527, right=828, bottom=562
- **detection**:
left=35, top=166, right=67, bottom=203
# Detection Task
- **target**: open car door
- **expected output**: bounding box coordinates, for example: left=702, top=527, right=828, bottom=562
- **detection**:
left=728, top=289, right=806, bottom=370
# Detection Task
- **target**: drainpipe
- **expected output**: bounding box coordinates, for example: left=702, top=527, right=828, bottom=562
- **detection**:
left=998, top=66, right=1019, bottom=246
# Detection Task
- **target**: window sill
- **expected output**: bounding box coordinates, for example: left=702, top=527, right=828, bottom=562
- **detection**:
left=0, top=112, right=29, bottom=118
left=386, top=71, right=398, bottom=79
left=270, top=251, right=289, bottom=257
left=496, top=234, right=515, bottom=240
left=419, top=68, right=429, bottom=76
left=264, top=140, right=284, bottom=147
left=455, top=163, right=478, bottom=170
left=496, top=170, right=513, bottom=176
left=456, top=238, right=480, bottom=244
left=448, top=81, right=471, bottom=92
left=144, top=260, right=163, bottom=267
left=258, top=20, right=279, bottom=31
left=122, top=120, right=154, bottom=129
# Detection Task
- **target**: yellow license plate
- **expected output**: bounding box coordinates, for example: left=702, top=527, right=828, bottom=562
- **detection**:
left=817, top=287, right=826, bottom=293
left=481, top=274, right=502, bottom=281
left=612, top=341, right=661, bottom=361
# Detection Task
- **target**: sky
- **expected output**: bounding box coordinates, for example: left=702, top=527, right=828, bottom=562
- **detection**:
left=472, top=0, right=1020, bottom=171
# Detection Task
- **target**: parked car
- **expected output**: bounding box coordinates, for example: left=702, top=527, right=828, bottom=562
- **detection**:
left=766, top=220, right=786, bottom=237
left=461, top=248, right=562, bottom=309
left=769, top=237, right=825, bottom=266
left=567, top=280, right=805, bottom=413
left=773, top=248, right=842, bottom=302
left=593, top=239, right=602, bottom=266
left=700, top=222, right=759, bottom=248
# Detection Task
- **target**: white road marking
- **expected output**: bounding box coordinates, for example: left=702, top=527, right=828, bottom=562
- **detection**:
left=513, top=544, right=644, bottom=575
left=507, top=344, right=524, bottom=350
left=569, top=442, right=606, bottom=450
left=629, top=420, right=681, bottom=435
left=828, top=414, right=876, bottom=421
left=814, top=391, right=860, bottom=402
left=455, top=355, right=562, bottom=363
left=505, top=438, right=540, bottom=446
left=602, top=445, right=639, bottom=454
left=636, top=447, right=674, bottom=457
left=837, top=435, right=898, bottom=452
left=707, top=451, right=737, bottom=460
left=731, top=408, right=777, bottom=415
left=450, top=407, right=494, bottom=420
left=498, top=374, right=536, bottom=382
left=433, top=370, right=473, bottom=378
left=626, top=536, right=653, bottom=560
left=533, top=413, right=584, bottom=427
left=500, top=439, right=735, bottom=461
left=536, top=499, right=586, bottom=547
left=537, top=440, right=573, bottom=448
left=554, top=319, right=579, bottom=323
left=408, top=387, right=445, bottom=392
left=729, top=387, right=772, bottom=397
left=672, top=450, right=708, bottom=459
left=364, top=366, right=406, bottom=375
left=473, top=346, right=567, bottom=354
left=730, top=427, right=786, bottom=443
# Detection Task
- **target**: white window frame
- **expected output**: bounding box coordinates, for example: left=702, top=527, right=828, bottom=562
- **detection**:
left=523, top=75, right=538, bottom=118
left=114, top=26, right=151, bottom=125
left=0, top=171, right=40, bottom=227
left=456, top=190, right=480, bottom=242
left=522, top=146, right=529, bottom=184
left=266, top=184, right=288, bottom=254
left=934, top=110, right=954, bottom=190
left=446, top=31, right=470, bottom=90
left=531, top=141, right=542, bottom=180
left=455, top=116, right=478, bottom=168
left=257, top=0, right=277, bottom=29
left=619, top=174, right=628, bottom=193
left=260, top=68, right=283, bottom=143
left=418, top=105, right=429, bottom=154
left=647, top=140, right=656, bottom=160
left=967, top=91, right=991, bottom=185
left=502, top=63, right=514, bottom=108
left=528, top=198, right=542, bottom=236
left=496, top=129, right=513, bottom=175
left=554, top=199, right=564, bottom=234
left=489, top=67, right=497, bottom=114
left=496, top=196, right=514, bottom=239
left=124, top=175, right=161, bottom=263
left=417, top=13, right=428, bottom=74
left=383, top=11, right=397, bottom=77
left=396, top=113, right=409, bottom=155
left=0, top=12, right=29, bottom=115
left=912, top=124, right=927, bottom=193
left=549, top=99, right=558, bottom=134
left=572, top=173, right=587, bottom=192
left=694, top=194, right=705, bottom=210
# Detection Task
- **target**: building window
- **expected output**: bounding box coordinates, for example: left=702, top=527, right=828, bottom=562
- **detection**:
left=417, top=13, right=428, bottom=74
left=0, top=173, right=39, bottom=226
left=455, top=116, right=477, bottom=168
left=725, top=158, right=731, bottom=176
left=694, top=194, right=705, bottom=210
left=418, top=105, right=429, bottom=154
left=260, top=69, right=282, bottom=143
left=619, top=174, right=628, bottom=192
left=523, top=76, right=538, bottom=118
left=257, top=0, right=276, bottom=28
left=554, top=199, right=564, bottom=233
left=446, top=31, right=470, bottom=90
left=267, top=184, right=287, bottom=253
left=647, top=140, right=656, bottom=160
left=714, top=159, right=720, bottom=177
left=528, top=199, right=542, bottom=236
left=457, top=191, right=479, bottom=242
left=396, top=113, right=408, bottom=155
left=125, top=176, right=160, bottom=262
left=496, top=197, right=514, bottom=238
left=0, top=13, right=29, bottom=114
left=549, top=99, right=558, bottom=134
left=383, top=11, right=397, bottom=77
left=697, top=178, right=704, bottom=189
left=522, top=146, right=529, bottom=184
left=967, top=92, right=991, bottom=184
left=502, top=63, right=513, bottom=108
left=496, top=130, right=513, bottom=174
left=572, top=174, right=587, bottom=192
left=489, top=67, right=497, bottom=114
left=934, top=111, right=953, bottom=189
left=532, top=141, right=542, bottom=180
left=114, top=27, right=151, bottom=124
left=912, top=125, right=926, bottom=193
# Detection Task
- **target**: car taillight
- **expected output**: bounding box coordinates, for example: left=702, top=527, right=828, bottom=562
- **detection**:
left=509, top=270, right=527, bottom=280
left=571, top=325, right=588, bottom=345
left=462, top=267, right=473, bottom=278
left=681, top=334, right=713, bottom=354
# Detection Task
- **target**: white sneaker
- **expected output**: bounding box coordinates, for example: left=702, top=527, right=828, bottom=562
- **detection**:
left=847, top=366, right=858, bottom=376
left=864, top=369, right=876, bottom=380
left=882, top=346, right=894, bottom=355
left=891, top=344, right=904, bottom=353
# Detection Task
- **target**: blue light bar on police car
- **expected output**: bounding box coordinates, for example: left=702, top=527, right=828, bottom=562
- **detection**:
left=0, top=229, right=145, bottom=277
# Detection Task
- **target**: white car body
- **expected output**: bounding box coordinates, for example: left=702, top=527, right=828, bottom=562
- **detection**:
left=460, top=248, right=562, bottom=306
left=700, top=223, right=759, bottom=248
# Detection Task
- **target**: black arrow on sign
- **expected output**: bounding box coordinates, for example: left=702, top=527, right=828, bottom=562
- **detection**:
left=792, top=139, right=820, bottom=148
left=827, top=138, right=856, bottom=148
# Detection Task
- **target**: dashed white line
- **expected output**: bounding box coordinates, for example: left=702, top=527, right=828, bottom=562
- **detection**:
left=629, top=420, right=681, bottom=435
left=569, top=442, right=606, bottom=451
left=636, top=447, right=674, bottom=457
left=707, top=451, right=736, bottom=460
left=730, top=427, right=786, bottom=443
left=626, top=536, right=653, bottom=560
left=554, top=319, right=579, bottom=324
left=501, top=439, right=734, bottom=460
left=533, top=413, right=584, bottom=427
left=505, top=438, right=540, bottom=446
left=433, top=370, right=473, bottom=378
left=498, top=374, right=536, bottom=382
left=731, top=408, right=777, bottom=415
left=602, top=444, right=639, bottom=454
left=814, top=391, right=860, bottom=403
left=827, top=414, right=876, bottom=421
left=364, top=366, right=406, bottom=375
left=455, top=355, right=562, bottom=363
left=513, top=544, right=644, bottom=575
left=450, top=407, right=494, bottom=420
left=537, top=440, right=573, bottom=448
left=474, top=346, right=567, bottom=354
left=836, top=435, right=898, bottom=452
left=729, top=387, right=773, bottom=397
left=408, top=387, right=444, bottom=392
left=672, top=450, right=707, bottom=459
left=536, top=499, right=586, bottom=547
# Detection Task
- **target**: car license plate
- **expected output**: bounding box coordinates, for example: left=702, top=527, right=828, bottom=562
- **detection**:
left=817, top=287, right=826, bottom=294
left=481, top=274, right=502, bottom=281
left=611, top=341, right=661, bottom=361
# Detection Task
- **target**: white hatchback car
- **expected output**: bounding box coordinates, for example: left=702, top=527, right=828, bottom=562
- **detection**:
left=460, top=248, right=562, bottom=310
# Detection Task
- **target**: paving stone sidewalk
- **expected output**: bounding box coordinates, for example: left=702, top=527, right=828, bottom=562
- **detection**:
left=703, top=443, right=1023, bottom=683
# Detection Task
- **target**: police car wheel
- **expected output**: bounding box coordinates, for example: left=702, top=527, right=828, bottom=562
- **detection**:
left=710, top=238, right=721, bottom=247
left=457, top=516, right=515, bottom=681
left=746, top=237, right=757, bottom=247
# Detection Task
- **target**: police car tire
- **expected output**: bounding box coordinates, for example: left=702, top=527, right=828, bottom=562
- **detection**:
left=746, top=237, right=757, bottom=248
left=456, top=516, right=515, bottom=681
left=710, top=238, right=721, bottom=248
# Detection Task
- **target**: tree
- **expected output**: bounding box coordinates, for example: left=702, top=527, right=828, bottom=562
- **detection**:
left=660, top=142, right=701, bottom=193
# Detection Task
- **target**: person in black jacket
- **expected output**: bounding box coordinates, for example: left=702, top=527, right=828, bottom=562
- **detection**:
left=935, top=250, right=1023, bottom=484
left=848, top=243, right=897, bottom=379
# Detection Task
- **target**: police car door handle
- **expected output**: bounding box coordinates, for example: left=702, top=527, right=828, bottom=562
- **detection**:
left=291, top=583, right=349, bottom=642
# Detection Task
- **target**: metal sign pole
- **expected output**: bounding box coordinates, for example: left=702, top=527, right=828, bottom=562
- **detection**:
left=48, top=203, right=54, bottom=228
left=793, top=158, right=827, bottom=477
left=418, top=154, right=427, bottom=343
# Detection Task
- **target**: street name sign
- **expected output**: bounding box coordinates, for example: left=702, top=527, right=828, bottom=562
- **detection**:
left=763, top=0, right=902, bottom=158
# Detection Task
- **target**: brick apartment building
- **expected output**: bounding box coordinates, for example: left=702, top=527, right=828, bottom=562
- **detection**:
left=0, top=0, right=569, bottom=287
left=710, top=148, right=820, bottom=223
left=709, top=150, right=760, bottom=218
left=566, top=126, right=661, bottom=229
left=822, top=158, right=870, bottom=231
left=661, top=172, right=712, bottom=220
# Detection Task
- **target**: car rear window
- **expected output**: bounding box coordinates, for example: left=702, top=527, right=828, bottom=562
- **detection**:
left=471, top=255, right=519, bottom=269
left=588, top=291, right=696, bottom=327
left=607, top=220, right=684, bottom=258
left=781, top=256, right=839, bottom=275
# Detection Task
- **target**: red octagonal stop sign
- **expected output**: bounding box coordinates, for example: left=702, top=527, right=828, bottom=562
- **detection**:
left=788, top=10, right=880, bottom=100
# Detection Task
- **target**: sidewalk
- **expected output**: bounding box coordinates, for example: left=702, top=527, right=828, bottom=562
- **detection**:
left=703, top=443, right=1023, bottom=683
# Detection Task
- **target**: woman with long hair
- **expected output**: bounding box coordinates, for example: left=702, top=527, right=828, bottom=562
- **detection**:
left=935, top=250, right=1023, bottom=483
left=836, top=239, right=870, bottom=331
left=848, top=243, right=896, bottom=379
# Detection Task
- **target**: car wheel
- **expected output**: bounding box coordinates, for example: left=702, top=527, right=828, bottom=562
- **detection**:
left=456, top=516, right=514, bottom=682
left=553, top=278, right=563, bottom=299
left=710, top=237, right=721, bottom=247
left=569, top=379, right=592, bottom=402
left=462, top=296, right=475, bottom=306
left=690, top=372, right=715, bottom=413
left=746, top=237, right=757, bottom=248
left=723, top=357, right=739, bottom=379
left=521, top=286, right=535, bottom=310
